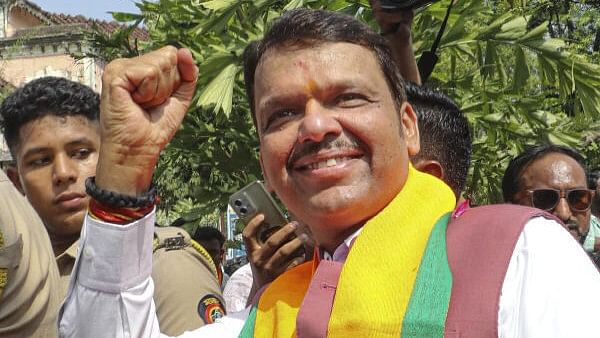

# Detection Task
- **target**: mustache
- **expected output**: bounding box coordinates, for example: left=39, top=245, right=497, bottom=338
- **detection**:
left=287, top=136, right=362, bottom=168
left=565, top=220, right=586, bottom=243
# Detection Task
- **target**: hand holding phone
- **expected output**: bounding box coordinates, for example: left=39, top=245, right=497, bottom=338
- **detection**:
left=229, top=181, right=288, bottom=245
left=230, top=181, right=315, bottom=296
left=242, top=214, right=307, bottom=290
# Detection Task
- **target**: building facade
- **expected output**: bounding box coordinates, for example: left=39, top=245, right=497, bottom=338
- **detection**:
left=0, top=0, right=147, bottom=166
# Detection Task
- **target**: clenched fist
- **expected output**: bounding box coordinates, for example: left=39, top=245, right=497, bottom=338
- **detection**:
left=96, top=46, right=198, bottom=195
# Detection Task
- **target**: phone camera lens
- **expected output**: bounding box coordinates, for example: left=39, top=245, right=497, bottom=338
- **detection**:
left=240, top=207, right=248, bottom=214
left=234, top=199, right=243, bottom=207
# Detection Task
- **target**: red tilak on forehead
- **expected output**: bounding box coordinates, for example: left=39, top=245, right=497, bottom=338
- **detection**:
left=304, top=79, right=318, bottom=94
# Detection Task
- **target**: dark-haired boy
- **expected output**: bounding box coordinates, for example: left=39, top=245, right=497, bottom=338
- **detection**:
left=2, top=76, right=101, bottom=296
left=405, top=82, right=471, bottom=200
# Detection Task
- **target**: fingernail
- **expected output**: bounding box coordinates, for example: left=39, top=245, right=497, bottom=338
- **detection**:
left=289, top=221, right=298, bottom=230
left=298, top=233, right=309, bottom=243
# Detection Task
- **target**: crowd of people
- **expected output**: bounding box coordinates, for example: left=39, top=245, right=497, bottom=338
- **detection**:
left=1, top=2, right=599, bottom=338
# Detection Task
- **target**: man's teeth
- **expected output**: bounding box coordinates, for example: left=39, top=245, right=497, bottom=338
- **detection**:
left=307, top=157, right=352, bottom=170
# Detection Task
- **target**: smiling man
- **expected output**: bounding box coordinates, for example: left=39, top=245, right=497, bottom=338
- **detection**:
left=59, top=8, right=600, bottom=338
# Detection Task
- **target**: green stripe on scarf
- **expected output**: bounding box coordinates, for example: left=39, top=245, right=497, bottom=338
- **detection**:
left=238, top=305, right=258, bottom=338
left=402, top=213, right=453, bottom=337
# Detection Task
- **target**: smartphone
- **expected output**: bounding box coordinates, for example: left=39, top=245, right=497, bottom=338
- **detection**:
left=379, top=0, right=437, bottom=10
left=229, top=181, right=289, bottom=245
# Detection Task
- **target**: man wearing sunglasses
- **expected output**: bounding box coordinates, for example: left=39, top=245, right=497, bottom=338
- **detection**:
left=503, top=144, right=594, bottom=245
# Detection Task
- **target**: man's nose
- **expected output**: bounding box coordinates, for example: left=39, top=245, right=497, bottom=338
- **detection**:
left=52, top=154, right=77, bottom=186
left=297, top=100, right=342, bottom=144
left=553, top=197, right=573, bottom=223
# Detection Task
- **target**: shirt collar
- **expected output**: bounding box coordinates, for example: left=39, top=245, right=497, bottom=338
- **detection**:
left=56, top=239, right=79, bottom=261
left=322, top=227, right=363, bottom=263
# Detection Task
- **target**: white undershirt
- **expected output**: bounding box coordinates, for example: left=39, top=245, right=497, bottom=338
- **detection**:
left=58, top=213, right=600, bottom=338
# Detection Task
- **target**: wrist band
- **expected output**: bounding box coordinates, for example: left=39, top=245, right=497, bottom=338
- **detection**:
left=85, top=176, right=158, bottom=208
left=89, top=198, right=155, bottom=225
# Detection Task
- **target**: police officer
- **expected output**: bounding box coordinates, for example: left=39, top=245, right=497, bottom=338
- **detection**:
left=0, top=169, right=62, bottom=338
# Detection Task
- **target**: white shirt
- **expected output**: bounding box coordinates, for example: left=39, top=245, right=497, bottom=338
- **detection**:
left=59, top=212, right=600, bottom=338
left=222, top=263, right=254, bottom=313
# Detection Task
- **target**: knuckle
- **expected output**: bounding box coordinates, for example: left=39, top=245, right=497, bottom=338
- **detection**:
left=242, top=228, right=252, bottom=239
left=265, top=235, right=280, bottom=248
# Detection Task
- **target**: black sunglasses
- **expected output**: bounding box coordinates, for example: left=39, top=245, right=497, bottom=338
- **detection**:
left=528, top=188, right=594, bottom=212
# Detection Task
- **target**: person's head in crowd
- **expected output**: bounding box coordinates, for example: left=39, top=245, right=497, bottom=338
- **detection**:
left=502, top=144, right=593, bottom=243
left=588, top=168, right=600, bottom=218
left=243, top=9, right=420, bottom=251
left=0, top=76, right=100, bottom=252
left=404, top=82, right=471, bottom=198
left=193, top=226, right=226, bottom=268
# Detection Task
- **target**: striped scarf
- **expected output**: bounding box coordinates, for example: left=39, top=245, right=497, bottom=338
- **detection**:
left=240, top=165, right=456, bottom=337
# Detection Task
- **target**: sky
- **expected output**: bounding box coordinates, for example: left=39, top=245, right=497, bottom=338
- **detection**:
left=30, top=0, right=141, bottom=21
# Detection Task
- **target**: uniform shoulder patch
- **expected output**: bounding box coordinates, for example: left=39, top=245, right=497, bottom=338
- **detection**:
left=197, top=294, right=226, bottom=324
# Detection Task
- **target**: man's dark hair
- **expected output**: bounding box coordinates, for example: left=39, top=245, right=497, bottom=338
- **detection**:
left=590, top=168, right=600, bottom=217
left=243, top=8, right=406, bottom=127
left=588, top=168, right=600, bottom=190
left=502, top=144, right=588, bottom=202
left=406, top=83, right=471, bottom=197
left=0, top=76, right=100, bottom=156
left=193, top=226, right=225, bottom=247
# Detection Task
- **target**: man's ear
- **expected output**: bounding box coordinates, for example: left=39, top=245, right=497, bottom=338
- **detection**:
left=400, top=102, right=420, bottom=157
left=258, top=151, right=274, bottom=193
left=6, top=166, right=25, bottom=195
left=412, top=159, right=444, bottom=181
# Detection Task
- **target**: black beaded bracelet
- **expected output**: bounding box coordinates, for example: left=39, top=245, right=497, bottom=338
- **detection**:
left=85, top=176, right=158, bottom=208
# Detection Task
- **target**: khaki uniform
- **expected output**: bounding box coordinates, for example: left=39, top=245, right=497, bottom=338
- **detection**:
left=152, top=226, right=225, bottom=336
left=0, top=170, right=62, bottom=338
left=56, top=240, right=78, bottom=297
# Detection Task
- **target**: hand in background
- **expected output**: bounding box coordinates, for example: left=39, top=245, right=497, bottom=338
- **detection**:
left=370, top=0, right=414, bottom=42
left=369, top=0, right=421, bottom=84
left=243, top=214, right=314, bottom=294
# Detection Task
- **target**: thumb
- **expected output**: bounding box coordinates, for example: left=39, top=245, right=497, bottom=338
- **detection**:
left=173, top=48, right=198, bottom=108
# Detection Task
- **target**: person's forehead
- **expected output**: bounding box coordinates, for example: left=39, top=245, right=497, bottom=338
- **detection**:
left=521, top=152, right=587, bottom=188
left=16, top=115, right=99, bottom=155
left=254, top=42, right=385, bottom=115
left=257, top=42, right=379, bottom=77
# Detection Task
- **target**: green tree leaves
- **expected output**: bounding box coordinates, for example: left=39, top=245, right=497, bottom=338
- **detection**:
left=86, top=0, right=600, bottom=220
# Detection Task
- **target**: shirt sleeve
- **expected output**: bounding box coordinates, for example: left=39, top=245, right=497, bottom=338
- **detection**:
left=58, top=211, right=161, bottom=338
left=499, top=216, right=600, bottom=338
left=152, top=242, right=225, bottom=335
left=223, top=263, right=254, bottom=313
left=583, top=215, right=600, bottom=252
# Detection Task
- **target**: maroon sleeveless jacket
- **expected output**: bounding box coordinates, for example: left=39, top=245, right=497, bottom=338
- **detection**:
left=444, top=204, right=556, bottom=338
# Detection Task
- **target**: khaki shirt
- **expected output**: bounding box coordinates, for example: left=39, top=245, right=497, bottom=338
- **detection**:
left=56, top=240, right=78, bottom=297
left=152, top=226, right=225, bottom=336
left=0, top=170, right=61, bottom=338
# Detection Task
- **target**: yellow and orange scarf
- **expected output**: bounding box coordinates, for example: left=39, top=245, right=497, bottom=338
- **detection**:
left=240, top=165, right=456, bottom=337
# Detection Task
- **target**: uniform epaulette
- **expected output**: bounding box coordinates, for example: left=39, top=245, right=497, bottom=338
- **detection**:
left=153, top=226, right=219, bottom=278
